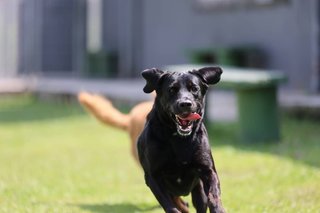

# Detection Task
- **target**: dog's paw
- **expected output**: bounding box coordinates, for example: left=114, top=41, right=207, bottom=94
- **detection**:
left=167, top=207, right=181, bottom=213
left=213, top=205, right=226, bottom=213
left=208, top=195, right=226, bottom=213
left=208, top=203, right=226, bottom=213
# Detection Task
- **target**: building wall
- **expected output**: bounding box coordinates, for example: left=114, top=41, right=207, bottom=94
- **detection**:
left=14, top=0, right=317, bottom=91
left=141, top=0, right=317, bottom=91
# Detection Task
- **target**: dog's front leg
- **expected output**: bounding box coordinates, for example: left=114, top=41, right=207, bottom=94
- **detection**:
left=200, top=169, right=225, bottom=213
left=145, top=174, right=181, bottom=213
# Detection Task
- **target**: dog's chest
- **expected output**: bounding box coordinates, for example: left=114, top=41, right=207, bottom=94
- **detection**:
left=161, top=160, right=199, bottom=196
left=159, top=141, right=201, bottom=196
left=170, top=137, right=199, bottom=162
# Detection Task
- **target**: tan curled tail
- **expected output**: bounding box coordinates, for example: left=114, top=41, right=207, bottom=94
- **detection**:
left=78, top=92, right=130, bottom=131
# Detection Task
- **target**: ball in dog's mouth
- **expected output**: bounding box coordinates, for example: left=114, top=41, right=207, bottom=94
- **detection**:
left=175, top=113, right=201, bottom=136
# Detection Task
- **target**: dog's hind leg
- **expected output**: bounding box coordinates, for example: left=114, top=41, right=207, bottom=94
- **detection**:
left=173, top=196, right=189, bottom=213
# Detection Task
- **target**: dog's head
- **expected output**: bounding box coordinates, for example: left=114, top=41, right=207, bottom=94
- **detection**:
left=142, top=67, right=222, bottom=136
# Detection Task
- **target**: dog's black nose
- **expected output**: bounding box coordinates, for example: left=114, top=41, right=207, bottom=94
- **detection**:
left=178, top=100, right=192, bottom=110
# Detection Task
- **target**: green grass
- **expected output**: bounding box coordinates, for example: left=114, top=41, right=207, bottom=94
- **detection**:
left=0, top=95, right=319, bottom=213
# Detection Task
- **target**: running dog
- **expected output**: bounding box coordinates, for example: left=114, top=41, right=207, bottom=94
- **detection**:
left=137, top=67, right=224, bottom=213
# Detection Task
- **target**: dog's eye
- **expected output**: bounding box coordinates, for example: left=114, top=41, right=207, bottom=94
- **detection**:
left=169, top=86, right=178, bottom=94
left=190, top=85, right=199, bottom=93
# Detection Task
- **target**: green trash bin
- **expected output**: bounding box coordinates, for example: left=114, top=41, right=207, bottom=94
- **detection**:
left=237, top=86, right=280, bottom=142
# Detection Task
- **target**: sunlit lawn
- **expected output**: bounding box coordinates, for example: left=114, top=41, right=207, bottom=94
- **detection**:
left=0, top=95, right=319, bottom=213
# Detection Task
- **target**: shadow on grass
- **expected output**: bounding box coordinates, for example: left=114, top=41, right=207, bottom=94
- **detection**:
left=208, top=117, right=320, bottom=168
left=78, top=202, right=160, bottom=213
left=0, top=95, right=85, bottom=123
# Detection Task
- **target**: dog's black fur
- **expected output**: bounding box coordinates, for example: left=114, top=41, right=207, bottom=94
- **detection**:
left=137, top=67, right=225, bottom=213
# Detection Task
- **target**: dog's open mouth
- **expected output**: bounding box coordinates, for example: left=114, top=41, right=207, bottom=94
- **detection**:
left=175, top=113, right=201, bottom=136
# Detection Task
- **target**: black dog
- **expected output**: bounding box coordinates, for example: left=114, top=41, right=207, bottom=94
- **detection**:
left=137, top=67, right=225, bottom=213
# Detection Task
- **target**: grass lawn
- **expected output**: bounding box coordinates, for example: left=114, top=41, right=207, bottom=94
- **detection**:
left=0, top=95, right=319, bottom=213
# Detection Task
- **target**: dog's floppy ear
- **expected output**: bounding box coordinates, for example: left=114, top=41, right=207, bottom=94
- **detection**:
left=141, top=68, right=166, bottom=93
left=192, top=67, right=223, bottom=85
